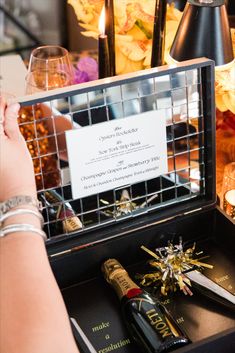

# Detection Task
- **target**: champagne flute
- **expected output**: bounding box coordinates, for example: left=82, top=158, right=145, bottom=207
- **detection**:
left=26, top=45, right=75, bottom=94
left=24, top=46, right=75, bottom=189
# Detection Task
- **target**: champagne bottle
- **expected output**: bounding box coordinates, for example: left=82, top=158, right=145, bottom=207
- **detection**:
left=40, top=190, right=83, bottom=233
left=102, top=259, right=190, bottom=353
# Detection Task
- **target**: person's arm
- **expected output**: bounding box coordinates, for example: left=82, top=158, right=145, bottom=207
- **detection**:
left=0, top=99, right=79, bottom=353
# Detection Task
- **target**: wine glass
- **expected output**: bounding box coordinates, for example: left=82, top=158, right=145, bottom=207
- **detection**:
left=25, top=45, right=75, bottom=94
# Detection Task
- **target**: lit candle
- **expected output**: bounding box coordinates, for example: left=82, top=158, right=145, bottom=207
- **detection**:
left=151, top=0, right=167, bottom=68
left=223, top=190, right=235, bottom=219
left=105, top=0, right=116, bottom=76
left=98, top=6, right=111, bottom=79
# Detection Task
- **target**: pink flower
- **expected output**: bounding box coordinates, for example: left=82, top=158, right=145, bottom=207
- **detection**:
left=75, top=57, right=98, bottom=83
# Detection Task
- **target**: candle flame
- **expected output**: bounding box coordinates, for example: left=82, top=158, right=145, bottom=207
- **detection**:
left=99, top=6, right=105, bottom=35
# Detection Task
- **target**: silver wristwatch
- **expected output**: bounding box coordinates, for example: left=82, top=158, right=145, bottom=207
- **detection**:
left=0, top=195, right=42, bottom=217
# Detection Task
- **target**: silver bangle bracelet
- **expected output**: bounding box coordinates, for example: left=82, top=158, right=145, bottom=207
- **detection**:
left=0, top=224, right=47, bottom=241
left=0, top=208, right=44, bottom=227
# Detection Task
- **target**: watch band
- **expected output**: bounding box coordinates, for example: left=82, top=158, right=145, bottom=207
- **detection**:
left=0, top=195, right=42, bottom=217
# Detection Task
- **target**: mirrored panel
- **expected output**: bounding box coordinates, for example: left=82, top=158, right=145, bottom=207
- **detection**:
left=18, top=61, right=212, bottom=241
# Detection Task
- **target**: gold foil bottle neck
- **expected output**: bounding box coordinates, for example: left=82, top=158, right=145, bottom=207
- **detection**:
left=102, top=259, right=127, bottom=282
left=102, top=259, right=140, bottom=299
left=63, top=217, right=83, bottom=233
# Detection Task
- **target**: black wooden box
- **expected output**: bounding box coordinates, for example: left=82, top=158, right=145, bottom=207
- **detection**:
left=18, top=58, right=235, bottom=353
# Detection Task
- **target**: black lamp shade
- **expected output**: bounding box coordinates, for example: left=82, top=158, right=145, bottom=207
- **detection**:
left=170, top=0, right=234, bottom=66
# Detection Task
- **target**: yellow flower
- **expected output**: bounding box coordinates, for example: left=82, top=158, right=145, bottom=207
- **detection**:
left=67, top=0, right=103, bottom=25
left=215, top=28, right=235, bottom=114
left=68, top=0, right=182, bottom=74
left=215, top=63, right=235, bottom=114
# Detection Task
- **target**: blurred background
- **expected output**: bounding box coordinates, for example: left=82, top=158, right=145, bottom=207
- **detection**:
left=0, top=0, right=234, bottom=58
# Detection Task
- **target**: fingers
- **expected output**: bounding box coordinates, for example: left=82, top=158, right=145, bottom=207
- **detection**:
left=0, top=98, right=6, bottom=135
left=0, top=97, right=6, bottom=121
left=4, top=103, right=21, bottom=139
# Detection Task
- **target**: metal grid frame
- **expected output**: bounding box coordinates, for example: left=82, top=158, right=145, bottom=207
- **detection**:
left=18, top=58, right=215, bottom=242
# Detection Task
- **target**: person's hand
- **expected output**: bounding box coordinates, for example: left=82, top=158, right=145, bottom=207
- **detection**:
left=0, top=98, right=37, bottom=202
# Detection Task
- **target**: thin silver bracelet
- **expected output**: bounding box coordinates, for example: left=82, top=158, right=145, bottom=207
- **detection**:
left=0, top=224, right=47, bottom=241
left=0, top=208, right=44, bottom=227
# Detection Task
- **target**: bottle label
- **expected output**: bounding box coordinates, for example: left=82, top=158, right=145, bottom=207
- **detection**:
left=145, top=308, right=174, bottom=338
left=125, top=295, right=180, bottom=341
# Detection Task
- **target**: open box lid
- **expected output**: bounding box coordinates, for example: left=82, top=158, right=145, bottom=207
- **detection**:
left=16, top=58, right=216, bottom=255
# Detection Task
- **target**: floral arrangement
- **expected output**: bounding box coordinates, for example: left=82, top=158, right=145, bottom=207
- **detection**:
left=215, top=29, right=235, bottom=195
left=68, top=0, right=182, bottom=74
left=215, top=28, right=235, bottom=135
left=68, top=1, right=235, bottom=134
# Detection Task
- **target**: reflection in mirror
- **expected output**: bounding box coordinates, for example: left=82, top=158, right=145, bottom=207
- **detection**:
left=175, top=152, right=190, bottom=171
left=190, top=134, right=200, bottom=151
left=138, top=78, right=154, bottom=96
left=140, top=94, right=157, bottom=112
left=23, top=122, right=36, bottom=141
left=108, top=103, right=124, bottom=119
left=156, top=90, right=172, bottom=109
left=162, top=188, right=176, bottom=203
left=82, top=195, right=98, bottom=212
left=174, top=138, right=188, bottom=154
left=154, top=75, right=171, bottom=92
left=91, top=106, right=109, bottom=124
left=121, top=82, right=139, bottom=100
left=62, top=185, right=73, bottom=201
left=173, top=122, right=196, bottom=139
left=18, top=104, right=62, bottom=191
left=113, top=187, right=133, bottom=218
left=70, top=92, right=88, bottom=112
left=147, top=178, right=161, bottom=194
left=99, top=190, right=115, bottom=208
left=38, top=135, right=57, bottom=155
left=163, top=108, right=173, bottom=126
left=186, top=69, right=200, bottom=86
left=51, top=97, right=70, bottom=114
left=173, top=104, right=187, bottom=124
left=27, top=140, right=38, bottom=159
left=69, top=199, right=82, bottom=214
left=168, top=156, right=174, bottom=173
left=190, top=162, right=201, bottom=193
left=72, top=110, right=90, bottom=127
left=17, top=61, right=209, bottom=239
left=172, top=87, right=187, bottom=106
left=83, top=212, right=99, bottom=228
left=41, top=169, right=61, bottom=190
left=176, top=185, right=191, bottom=198
left=187, top=84, right=201, bottom=103
left=188, top=101, right=202, bottom=119
left=171, top=71, right=186, bottom=89
left=123, top=99, right=141, bottom=116
left=88, top=90, right=105, bottom=108
left=105, top=86, right=122, bottom=104
left=47, top=220, right=64, bottom=238
left=166, top=125, right=173, bottom=141
left=130, top=182, right=144, bottom=199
